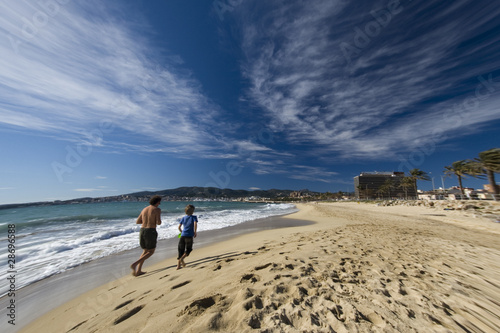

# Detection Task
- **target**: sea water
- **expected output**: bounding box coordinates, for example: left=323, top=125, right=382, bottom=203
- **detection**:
left=0, top=201, right=296, bottom=296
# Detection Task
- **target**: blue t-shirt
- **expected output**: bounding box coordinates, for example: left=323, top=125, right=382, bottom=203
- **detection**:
left=179, top=215, right=198, bottom=237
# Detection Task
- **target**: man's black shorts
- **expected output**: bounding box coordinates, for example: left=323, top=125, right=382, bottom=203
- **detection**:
left=139, top=228, right=158, bottom=250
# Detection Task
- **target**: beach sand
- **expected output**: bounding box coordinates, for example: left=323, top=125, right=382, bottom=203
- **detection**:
left=21, top=202, right=500, bottom=332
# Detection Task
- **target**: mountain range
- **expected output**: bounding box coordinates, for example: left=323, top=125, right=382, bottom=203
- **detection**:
left=0, top=187, right=318, bottom=210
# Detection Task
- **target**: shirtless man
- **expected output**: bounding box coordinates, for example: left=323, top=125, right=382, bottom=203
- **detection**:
left=130, top=195, right=162, bottom=276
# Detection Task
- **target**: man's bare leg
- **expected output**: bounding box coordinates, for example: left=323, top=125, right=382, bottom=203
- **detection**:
left=131, top=249, right=149, bottom=275
left=131, top=250, right=147, bottom=276
left=136, top=249, right=154, bottom=275
left=131, top=249, right=155, bottom=276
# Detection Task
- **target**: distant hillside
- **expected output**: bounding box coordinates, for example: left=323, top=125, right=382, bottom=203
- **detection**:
left=125, top=186, right=317, bottom=199
left=0, top=187, right=319, bottom=210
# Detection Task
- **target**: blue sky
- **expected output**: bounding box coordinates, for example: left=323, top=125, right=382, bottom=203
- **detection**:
left=1, top=0, right=499, bottom=204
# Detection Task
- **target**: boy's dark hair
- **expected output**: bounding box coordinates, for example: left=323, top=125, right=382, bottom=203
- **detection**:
left=185, top=204, right=195, bottom=215
left=149, top=195, right=162, bottom=206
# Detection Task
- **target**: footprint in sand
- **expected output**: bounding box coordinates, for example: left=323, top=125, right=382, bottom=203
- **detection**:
left=273, top=282, right=289, bottom=295
left=247, top=313, right=262, bottom=329
left=366, top=312, right=385, bottom=327
left=114, top=300, right=133, bottom=310
left=113, top=305, right=145, bottom=325
left=441, top=302, right=454, bottom=316
left=241, top=273, right=260, bottom=283
left=67, top=320, right=87, bottom=332
left=138, top=290, right=152, bottom=301
left=171, top=280, right=191, bottom=290
left=254, top=263, right=273, bottom=271
left=243, top=295, right=264, bottom=310
left=178, top=295, right=224, bottom=317
left=121, top=291, right=136, bottom=298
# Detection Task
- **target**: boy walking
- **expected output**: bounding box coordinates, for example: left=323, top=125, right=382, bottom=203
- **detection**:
left=177, top=204, right=198, bottom=270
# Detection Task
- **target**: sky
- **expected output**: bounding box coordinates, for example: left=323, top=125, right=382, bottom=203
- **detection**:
left=0, top=0, right=499, bottom=204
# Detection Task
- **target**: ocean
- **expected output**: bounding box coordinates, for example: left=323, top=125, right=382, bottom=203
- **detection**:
left=0, top=201, right=296, bottom=296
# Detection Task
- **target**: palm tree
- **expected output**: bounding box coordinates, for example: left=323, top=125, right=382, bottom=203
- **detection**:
left=376, top=186, right=388, bottom=199
left=444, top=160, right=481, bottom=196
left=400, top=176, right=415, bottom=200
left=473, top=148, right=500, bottom=197
left=356, top=185, right=366, bottom=199
left=382, top=179, right=395, bottom=199
left=409, top=168, right=430, bottom=197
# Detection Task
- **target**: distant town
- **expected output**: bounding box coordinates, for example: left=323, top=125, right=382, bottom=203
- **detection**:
left=354, top=171, right=498, bottom=201
left=0, top=187, right=328, bottom=210
left=1, top=174, right=497, bottom=211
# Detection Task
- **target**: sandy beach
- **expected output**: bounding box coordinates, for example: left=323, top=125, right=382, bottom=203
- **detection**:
left=20, top=202, right=500, bottom=333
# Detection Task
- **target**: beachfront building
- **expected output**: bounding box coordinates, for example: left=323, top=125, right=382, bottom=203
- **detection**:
left=354, top=171, right=417, bottom=199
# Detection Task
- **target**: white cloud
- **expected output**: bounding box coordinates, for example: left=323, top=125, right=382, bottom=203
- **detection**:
left=73, top=188, right=117, bottom=192
left=0, top=1, right=227, bottom=158
left=235, top=0, right=500, bottom=160
left=73, top=188, right=98, bottom=192
left=249, top=160, right=339, bottom=183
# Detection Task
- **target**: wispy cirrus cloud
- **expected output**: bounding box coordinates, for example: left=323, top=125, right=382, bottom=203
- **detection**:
left=0, top=1, right=229, bottom=158
left=234, top=0, right=500, bottom=160
left=73, top=188, right=98, bottom=192
left=73, top=187, right=117, bottom=193
left=247, top=156, right=338, bottom=183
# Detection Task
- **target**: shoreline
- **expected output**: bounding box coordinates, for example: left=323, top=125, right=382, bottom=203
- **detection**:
left=2, top=211, right=312, bottom=333
left=17, top=202, right=500, bottom=332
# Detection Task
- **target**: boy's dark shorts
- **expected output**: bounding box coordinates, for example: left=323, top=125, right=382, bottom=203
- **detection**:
left=178, top=236, right=194, bottom=259
left=140, top=228, right=158, bottom=250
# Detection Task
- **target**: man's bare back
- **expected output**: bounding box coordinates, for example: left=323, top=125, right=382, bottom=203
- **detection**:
left=137, top=205, right=161, bottom=228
